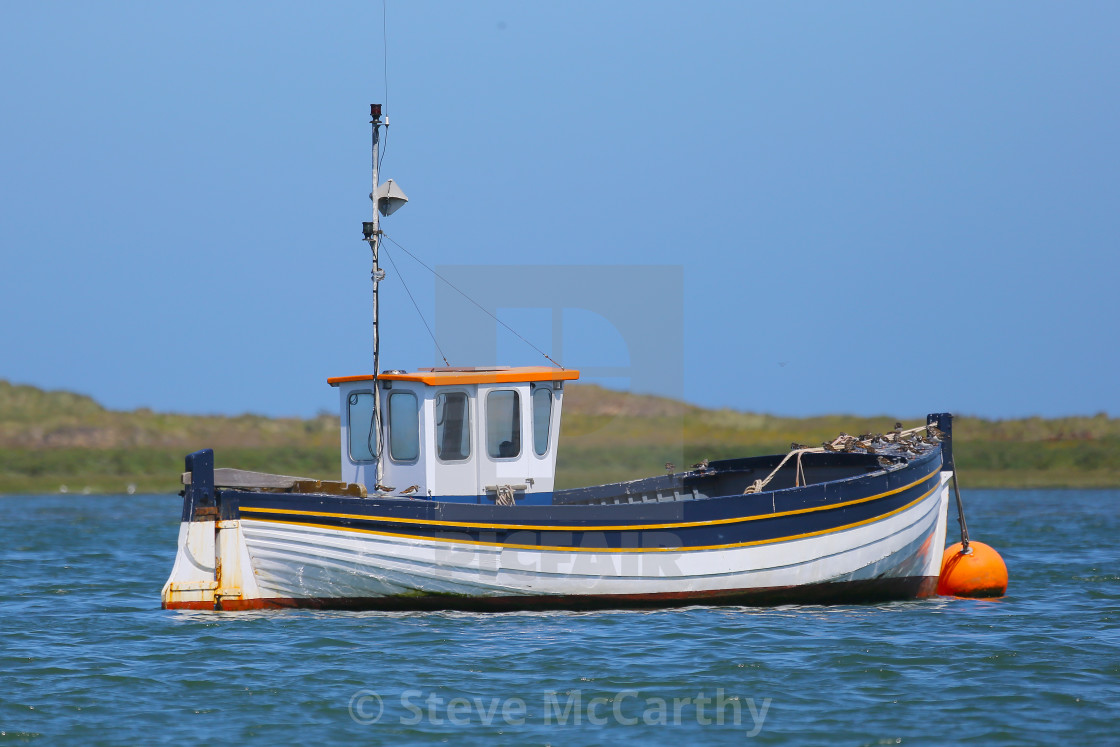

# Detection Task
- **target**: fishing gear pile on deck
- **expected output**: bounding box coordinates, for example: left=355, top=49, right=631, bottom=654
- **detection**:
left=743, top=421, right=943, bottom=494
left=811, top=421, right=945, bottom=455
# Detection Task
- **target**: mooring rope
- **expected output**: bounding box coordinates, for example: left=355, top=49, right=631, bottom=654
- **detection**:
left=951, top=472, right=971, bottom=553
left=743, top=447, right=822, bottom=494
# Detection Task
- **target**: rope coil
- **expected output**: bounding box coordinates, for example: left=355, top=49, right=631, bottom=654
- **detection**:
left=495, top=485, right=516, bottom=507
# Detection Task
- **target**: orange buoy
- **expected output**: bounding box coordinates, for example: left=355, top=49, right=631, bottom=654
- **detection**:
left=937, top=541, right=1008, bottom=598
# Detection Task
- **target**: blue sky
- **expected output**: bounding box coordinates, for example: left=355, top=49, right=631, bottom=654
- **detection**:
left=1, top=2, right=1117, bottom=419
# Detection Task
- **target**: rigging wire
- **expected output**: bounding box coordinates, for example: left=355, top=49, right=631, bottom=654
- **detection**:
left=379, top=124, right=389, bottom=173
left=381, top=243, right=451, bottom=367
left=381, top=231, right=565, bottom=370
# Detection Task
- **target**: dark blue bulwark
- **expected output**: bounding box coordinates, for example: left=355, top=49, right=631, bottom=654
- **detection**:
left=227, top=447, right=943, bottom=552
left=928, top=412, right=954, bottom=472
left=182, top=449, right=215, bottom=522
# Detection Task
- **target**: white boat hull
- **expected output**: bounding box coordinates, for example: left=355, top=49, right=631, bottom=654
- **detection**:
left=163, top=471, right=951, bottom=610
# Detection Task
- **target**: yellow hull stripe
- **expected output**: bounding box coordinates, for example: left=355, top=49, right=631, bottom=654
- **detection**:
left=241, top=480, right=944, bottom=554
left=239, top=467, right=941, bottom=533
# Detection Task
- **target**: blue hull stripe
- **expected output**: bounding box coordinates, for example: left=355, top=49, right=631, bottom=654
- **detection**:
left=228, top=454, right=942, bottom=552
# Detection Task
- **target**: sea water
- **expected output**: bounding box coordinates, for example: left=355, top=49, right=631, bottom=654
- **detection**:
left=1, top=490, right=1117, bottom=745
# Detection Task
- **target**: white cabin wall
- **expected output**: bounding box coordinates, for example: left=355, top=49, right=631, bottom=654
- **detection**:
left=337, top=386, right=352, bottom=484
left=422, top=394, right=438, bottom=497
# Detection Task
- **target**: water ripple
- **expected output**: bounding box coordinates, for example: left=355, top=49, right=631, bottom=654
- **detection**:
left=1, top=491, right=1118, bottom=744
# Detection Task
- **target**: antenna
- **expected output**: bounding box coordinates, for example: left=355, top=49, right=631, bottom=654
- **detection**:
left=362, top=104, right=408, bottom=486
left=364, top=104, right=385, bottom=484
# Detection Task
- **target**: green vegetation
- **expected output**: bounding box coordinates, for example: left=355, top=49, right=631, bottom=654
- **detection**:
left=1, top=379, right=1118, bottom=494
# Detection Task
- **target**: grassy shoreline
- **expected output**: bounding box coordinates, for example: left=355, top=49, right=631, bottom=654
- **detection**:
left=2, top=380, right=1118, bottom=493
left=2, top=446, right=1117, bottom=495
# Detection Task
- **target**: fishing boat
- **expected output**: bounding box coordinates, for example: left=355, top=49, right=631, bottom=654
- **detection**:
left=162, top=106, right=960, bottom=611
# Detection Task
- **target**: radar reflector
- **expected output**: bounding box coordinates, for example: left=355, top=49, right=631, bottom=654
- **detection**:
left=375, top=179, right=409, bottom=216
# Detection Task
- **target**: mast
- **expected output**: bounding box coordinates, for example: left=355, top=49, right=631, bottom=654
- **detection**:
left=363, top=104, right=385, bottom=484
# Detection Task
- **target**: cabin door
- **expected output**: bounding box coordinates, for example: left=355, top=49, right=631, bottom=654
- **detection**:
left=431, top=388, right=479, bottom=500
left=476, top=383, right=529, bottom=503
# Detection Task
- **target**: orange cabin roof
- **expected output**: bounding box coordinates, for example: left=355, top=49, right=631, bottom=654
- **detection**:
left=328, top=366, right=580, bottom=387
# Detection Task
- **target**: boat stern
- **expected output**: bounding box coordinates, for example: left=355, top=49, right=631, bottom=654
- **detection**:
left=161, top=449, right=262, bottom=610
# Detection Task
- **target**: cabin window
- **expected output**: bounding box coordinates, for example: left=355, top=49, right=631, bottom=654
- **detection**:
left=347, top=392, right=377, bottom=462
left=486, top=390, right=520, bottom=459
left=435, top=391, right=471, bottom=461
left=532, top=387, right=552, bottom=456
left=388, top=391, right=419, bottom=461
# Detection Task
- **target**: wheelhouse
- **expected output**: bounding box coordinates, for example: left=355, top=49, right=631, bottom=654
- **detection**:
left=328, top=367, right=580, bottom=504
